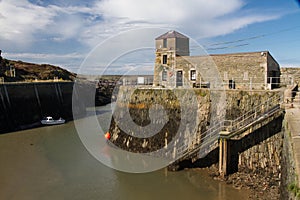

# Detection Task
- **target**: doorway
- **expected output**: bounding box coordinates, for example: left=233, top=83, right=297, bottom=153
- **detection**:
left=176, top=71, right=183, bottom=87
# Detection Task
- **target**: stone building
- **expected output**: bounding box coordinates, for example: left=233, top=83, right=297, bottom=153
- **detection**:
left=153, top=30, right=280, bottom=90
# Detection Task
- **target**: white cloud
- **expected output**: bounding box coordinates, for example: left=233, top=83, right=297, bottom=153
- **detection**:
left=93, top=0, right=280, bottom=40
left=97, top=0, right=243, bottom=24
left=0, top=0, right=95, bottom=48
left=0, top=0, right=284, bottom=48
left=4, top=52, right=83, bottom=60
left=281, top=64, right=300, bottom=68
left=196, top=14, right=280, bottom=38
left=0, top=0, right=286, bottom=73
left=0, top=0, right=56, bottom=47
left=3, top=52, right=85, bottom=71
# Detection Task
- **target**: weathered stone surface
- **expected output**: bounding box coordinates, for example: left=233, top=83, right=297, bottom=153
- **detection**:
left=109, top=87, right=281, bottom=155
left=154, top=49, right=280, bottom=90
left=281, top=67, right=300, bottom=86
left=280, top=110, right=299, bottom=200
left=108, top=86, right=286, bottom=199
left=109, top=87, right=210, bottom=153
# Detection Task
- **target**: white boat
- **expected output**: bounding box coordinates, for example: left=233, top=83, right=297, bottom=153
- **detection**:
left=41, top=116, right=65, bottom=125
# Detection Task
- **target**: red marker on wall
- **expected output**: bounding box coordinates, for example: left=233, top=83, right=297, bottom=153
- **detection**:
left=104, top=132, right=111, bottom=140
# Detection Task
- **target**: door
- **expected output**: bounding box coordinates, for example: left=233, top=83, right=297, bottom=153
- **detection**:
left=229, top=79, right=235, bottom=89
left=176, top=71, right=183, bottom=87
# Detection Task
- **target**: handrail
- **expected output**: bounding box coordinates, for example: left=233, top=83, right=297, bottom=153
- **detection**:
left=171, top=93, right=283, bottom=162
left=222, top=95, right=282, bottom=132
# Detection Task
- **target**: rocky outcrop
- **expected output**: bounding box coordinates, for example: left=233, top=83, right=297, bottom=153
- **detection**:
left=0, top=58, right=76, bottom=82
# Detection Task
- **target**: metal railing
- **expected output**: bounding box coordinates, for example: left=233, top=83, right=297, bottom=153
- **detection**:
left=170, top=94, right=283, bottom=162
left=222, top=95, right=282, bottom=132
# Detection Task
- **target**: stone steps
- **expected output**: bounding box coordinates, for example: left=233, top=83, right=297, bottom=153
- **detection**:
left=293, top=91, right=300, bottom=103
left=290, top=90, right=300, bottom=108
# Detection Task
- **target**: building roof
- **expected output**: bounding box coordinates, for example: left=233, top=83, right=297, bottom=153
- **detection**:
left=208, top=51, right=269, bottom=57
left=155, top=30, right=189, bottom=40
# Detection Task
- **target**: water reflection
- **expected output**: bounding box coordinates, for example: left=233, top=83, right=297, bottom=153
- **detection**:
left=0, top=104, right=249, bottom=200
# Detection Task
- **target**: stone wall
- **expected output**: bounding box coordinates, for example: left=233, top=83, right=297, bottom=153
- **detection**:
left=281, top=115, right=298, bottom=200
left=281, top=68, right=300, bottom=86
left=109, top=87, right=211, bottom=153
left=237, top=130, right=283, bottom=175
left=211, top=52, right=268, bottom=90
left=154, top=51, right=280, bottom=90
left=108, top=86, right=292, bottom=198
left=225, top=90, right=281, bottom=120
left=109, top=87, right=282, bottom=155
left=0, top=82, right=74, bottom=133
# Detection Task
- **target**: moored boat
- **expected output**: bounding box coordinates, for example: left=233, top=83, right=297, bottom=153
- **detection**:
left=41, top=116, right=65, bottom=125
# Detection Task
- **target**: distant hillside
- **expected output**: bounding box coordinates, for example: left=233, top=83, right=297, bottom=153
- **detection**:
left=0, top=56, right=76, bottom=82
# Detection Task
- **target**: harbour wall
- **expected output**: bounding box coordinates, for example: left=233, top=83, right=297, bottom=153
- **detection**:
left=109, top=87, right=282, bottom=154
left=0, top=82, right=75, bottom=133
left=0, top=81, right=103, bottom=133
left=109, top=87, right=285, bottom=198
left=280, top=110, right=300, bottom=200
left=0, top=80, right=132, bottom=134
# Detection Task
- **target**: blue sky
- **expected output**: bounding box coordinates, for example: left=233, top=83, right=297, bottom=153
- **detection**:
left=0, top=0, right=300, bottom=74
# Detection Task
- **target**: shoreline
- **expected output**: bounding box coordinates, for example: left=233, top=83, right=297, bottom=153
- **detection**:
left=203, top=164, right=280, bottom=200
left=1, top=115, right=281, bottom=199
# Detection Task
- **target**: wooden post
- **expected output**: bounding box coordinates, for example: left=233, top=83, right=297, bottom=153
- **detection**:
left=219, top=131, right=230, bottom=177
left=219, top=138, right=223, bottom=174
left=223, top=139, right=228, bottom=175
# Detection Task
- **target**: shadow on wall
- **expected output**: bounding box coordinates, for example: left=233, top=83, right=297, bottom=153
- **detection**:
left=0, top=82, right=74, bottom=133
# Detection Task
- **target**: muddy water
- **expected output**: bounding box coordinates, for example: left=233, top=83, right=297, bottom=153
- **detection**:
left=0, top=104, right=250, bottom=200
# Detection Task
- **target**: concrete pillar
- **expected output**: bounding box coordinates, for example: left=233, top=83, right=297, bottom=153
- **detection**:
left=219, top=138, right=228, bottom=177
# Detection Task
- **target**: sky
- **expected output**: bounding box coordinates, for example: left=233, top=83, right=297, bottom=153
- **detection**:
left=0, top=0, right=300, bottom=75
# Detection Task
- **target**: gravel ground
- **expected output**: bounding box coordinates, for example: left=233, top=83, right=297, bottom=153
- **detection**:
left=206, top=164, right=280, bottom=200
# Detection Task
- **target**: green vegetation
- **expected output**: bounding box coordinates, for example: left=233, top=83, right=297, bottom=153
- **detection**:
left=0, top=58, right=75, bottom=82
left=195, top=89, right=208, bottom=97
left=288, top=182, right=300, bottom=198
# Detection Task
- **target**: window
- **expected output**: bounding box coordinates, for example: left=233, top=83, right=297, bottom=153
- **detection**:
left=162, top=55, right=167, bottom=64
left=224, top=71, right=228, bottom=80
left=162, top=70, right=167, bottom=81
left=243, top=71, right=249, bottom=80
left=190, top=70, right=196, bottom=81
left=163, top=39, right=167, bottom=48
left=229, top=80, right=235, bottom=89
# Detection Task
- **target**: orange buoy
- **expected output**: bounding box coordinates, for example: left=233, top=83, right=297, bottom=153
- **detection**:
left=104, top=132, right=111, bottom=140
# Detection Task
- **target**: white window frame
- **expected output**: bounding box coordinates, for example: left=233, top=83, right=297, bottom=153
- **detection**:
left=190, top=69, right=196, bottom=81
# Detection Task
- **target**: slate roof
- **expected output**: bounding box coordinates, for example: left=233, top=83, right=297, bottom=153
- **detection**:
left=155, top=30, right=189, bottom=40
